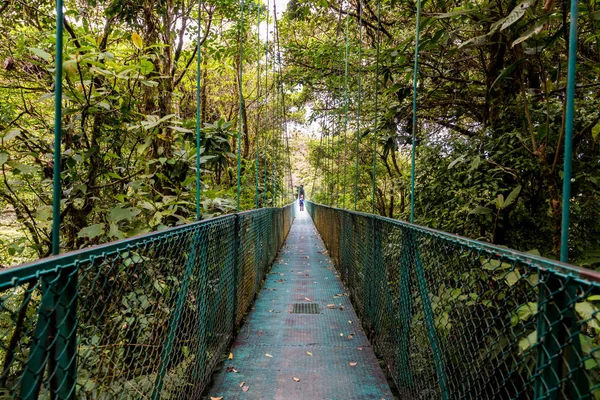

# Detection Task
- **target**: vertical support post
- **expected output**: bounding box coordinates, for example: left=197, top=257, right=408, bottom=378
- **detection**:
left=412, top=231, right=448, bottom=399
left=397, top=230, right=414, bottom=388
left=20, top=280, right=53, bottom=399
left=560, top=0, right=579, bottom=263
left=236, top=0, right=245, bottom=211
left=52, top=268, right=78, bottom=398
left=534, top=274, right=587, bottom=398
left=232, top=214, right=241, bottom=328
left=193, top=234, right=209, bottom=384
left=195, top=0, right=203, bottom=220
left=151, top=232, right=201, bottom=399
left=410, top=0, right=421, bottom=223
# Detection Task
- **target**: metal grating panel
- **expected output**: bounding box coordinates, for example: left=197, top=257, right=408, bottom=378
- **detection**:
left=291, top=303, right=320, bottom=314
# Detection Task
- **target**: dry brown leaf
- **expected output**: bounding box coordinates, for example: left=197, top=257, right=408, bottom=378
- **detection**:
left=357, top=347, right=363, bottom=351
left=240, top=381, right=245, bottom=387
left=327, top=304, right=335, bottom=309
left=349, top=362, right=358, bottom=366
left=306, top=351, right=313, bottom=356
left=265, top=353, right=273, bottom=358
left=269, top=309, right=274, bottom=312
left=304, top=297, right=311, bottom=301
left=293, top=377, right=300, bottom=382
left=210, top=397, right=223, bottom=400
left=242, top=385, right=249, bottom=392
left=228, top=353, right=233, bottom=360
left=258, top=332, right=263, bottom=337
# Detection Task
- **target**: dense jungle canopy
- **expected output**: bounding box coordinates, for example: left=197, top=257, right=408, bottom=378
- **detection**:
left=0, top=0, right=599, bottom=268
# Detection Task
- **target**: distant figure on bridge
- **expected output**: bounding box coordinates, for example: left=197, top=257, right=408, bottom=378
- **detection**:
left=299, top=195, right=304, bottom=211
left=298, top=184, right=305, bottom=199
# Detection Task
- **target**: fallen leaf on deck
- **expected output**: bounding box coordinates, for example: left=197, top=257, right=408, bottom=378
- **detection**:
left=304, top=297, right=311, bottom=301
left=226, top=366, right=238, bottom=373
left=306, top=351, right=313, bottom=356
left=258, top=332, right=263, bottom=336
left=349, top=362, right=358, bottom=366
left=327, top=304, right=335, bottom=309
left=242, top=385, right=249, bottom=392
left=340, top=333, right=344, bottom=336
left=265, top=353, right=273, bottom=358
left=348, top=320, right=352, bottom=324
left=228, top=353, right=233, bottom=360
left=357, top=347, right=363, bottom=350
left=293, top=377, right=300, bottom=382
left=210, top=397, right=223, bottom=400
left=240, top=381, right=245, bottom=387
left=269, top=310, right=274, bottom=312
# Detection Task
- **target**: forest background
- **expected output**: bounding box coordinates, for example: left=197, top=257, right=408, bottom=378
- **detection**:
left=0, top=0, right=599, bottom=268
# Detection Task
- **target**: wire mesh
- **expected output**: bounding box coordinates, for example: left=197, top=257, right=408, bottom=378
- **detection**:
left=307, top=201, right=600, bottom=400
left=0, top=204, right=294, bottom=399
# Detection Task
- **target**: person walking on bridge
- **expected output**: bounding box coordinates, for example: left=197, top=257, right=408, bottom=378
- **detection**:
left=299, top=195, right=305, bottom=211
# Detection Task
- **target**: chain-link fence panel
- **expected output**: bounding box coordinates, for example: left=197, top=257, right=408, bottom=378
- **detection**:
left=307, top=201, right=600, bottom=400
left=0, top=204, right=294, bottom=399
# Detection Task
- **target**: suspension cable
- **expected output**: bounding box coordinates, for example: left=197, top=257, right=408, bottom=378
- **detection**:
left=236, top=0, right=245, bottom=211
left=410, top=0, right=421, bottom=223
left=195, top=0, right=203, bottom=220
left=354, top=0, right=363, bottom=211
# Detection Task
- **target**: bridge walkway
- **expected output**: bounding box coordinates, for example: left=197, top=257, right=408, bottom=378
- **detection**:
left=207, top=210, right=393, bottom=399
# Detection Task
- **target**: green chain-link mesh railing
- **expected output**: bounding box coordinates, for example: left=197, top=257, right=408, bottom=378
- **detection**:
left=307, top=201, right=600, bottom=399
left=0, top=204, right=294, bottom=399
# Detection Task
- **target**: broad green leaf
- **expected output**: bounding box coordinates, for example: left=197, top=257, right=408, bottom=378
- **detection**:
left=29, top=48, right=52, bottom=61
left=78, top=223, right=105, bottom=239
left=512, top=23, right=546, bottom=47
left=481, top=259, right=512, bottom=270
left=490, top=59, right=526, bottom=90
left=503, top=185, right=522, bottom=208
left=0, top=153, right=7, bottom=166
left=1, top=128, right=20, bottom=142
left=108, top=206, right=141, bottom=223
left=592, top=122, right=600, bottom=142
left=504, top=269, right=521, bottom=286
left=496, top=194, right=505, bottom=209
left=458, top=35, right=488, bottom=49
left=515, top=302, right=537, bottom=323
left=501, top=1, right=532, bottom=31
left=588, top=295, right=600, bottom=301
left=132, top=32, right=143, bottom=50
left=469, top=205, right=492, bottom=215
left=576, top=302, right=600, bottom=330
left=518, top=330, right=537, bottom=353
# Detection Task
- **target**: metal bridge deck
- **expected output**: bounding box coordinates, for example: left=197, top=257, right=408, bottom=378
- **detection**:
left=206, top=209, right=393, bottom=399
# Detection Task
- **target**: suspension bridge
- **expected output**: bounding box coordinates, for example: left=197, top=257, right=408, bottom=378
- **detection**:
left=0, top=0, right=598, bottom=398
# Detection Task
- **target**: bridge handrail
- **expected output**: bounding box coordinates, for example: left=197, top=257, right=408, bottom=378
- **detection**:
left=0, top=203, right=295, bottom=399
left=306, top=200, right=600, bottom=399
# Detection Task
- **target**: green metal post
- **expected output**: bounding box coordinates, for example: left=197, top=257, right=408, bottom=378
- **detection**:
left=410, top=0, right=421, bottom=223
left=151, top=233, right=201, bottom=399
left=397, top=232, right=414, bottom=388
left=412, top=234, right=448, bottom=399
left=255, top=5, right=261, bottom=209
left=534, top=274, right=587, bottom=398
left=354, top=0, right=363, bottom=211
left=196, top=0, right=203, bottom=220
left=236, top=0, right=245, bottom=211
left=560, top=0, right=579, bottom=263
left=342, top=15, right=349, bottom=209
